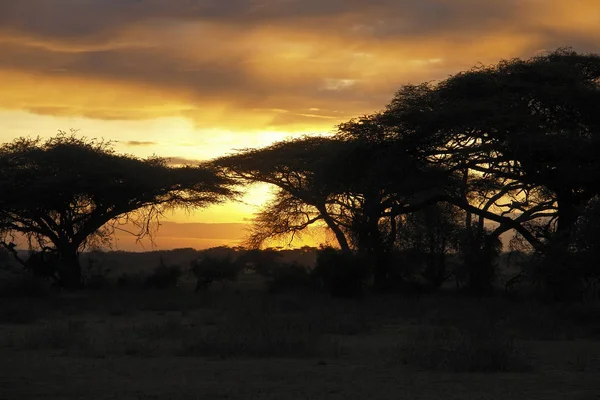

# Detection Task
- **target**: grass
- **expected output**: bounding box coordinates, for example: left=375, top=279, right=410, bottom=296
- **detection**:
left=392, top=323, right=533, bottom=373
left=1, top=278, right=600, bottom=398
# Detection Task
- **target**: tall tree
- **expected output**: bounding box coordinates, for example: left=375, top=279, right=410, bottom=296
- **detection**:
left=384, top=48, right=600, bottom=251
left=211, top=136, right=353, bottom=252
left=0, top=134, right=235, bottom=289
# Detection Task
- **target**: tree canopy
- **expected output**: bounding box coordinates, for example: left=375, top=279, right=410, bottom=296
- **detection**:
left=383, top=48, right=600, bottom=248
left=0, top=133, right=235, bottom=288
left=215, top=48, right=600, bottom=297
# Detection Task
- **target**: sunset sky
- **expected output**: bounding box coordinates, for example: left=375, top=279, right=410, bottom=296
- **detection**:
left=1, top=0, right=599, bottom=250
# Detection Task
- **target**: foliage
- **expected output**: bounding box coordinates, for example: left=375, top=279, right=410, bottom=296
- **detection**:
left=396, top=204, right=465, bottom=287
left=312, top=247, right=369, bottom=298
left=212, top=136, right=353, bottom=251
left=532, top=196, right=600, bottom=301
left=0, top=272, right=51, bottom=299
left=0, top=132, right=235, bottom=289
left=384, top=48, right=600, bottom=252
left=116, top=272, right=146, bottom=290
left=81, top=253, right=112, bottom=290
left=190, top=254, right=242, bottom=291
left=144, top=258, right=182, bottom=289
left=264, top=262, right=315, bottom=293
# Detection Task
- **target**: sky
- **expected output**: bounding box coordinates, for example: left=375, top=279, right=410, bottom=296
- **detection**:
left=1, top=0, right=599, bottom=251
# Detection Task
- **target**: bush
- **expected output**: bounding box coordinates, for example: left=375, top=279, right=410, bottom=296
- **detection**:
left=312, top=247, right=369, bottom=298
left=0, top=300, right=40, bottom=324
left=145, top=258, right=182, bottom=289
left=0, top=272, right=51, bottom=298
left=265, top=262, right=314, bottom=293
left=394, top=324, right=532, bottom=373
left=178, top=314, right=340, bottom=359
left=191, top=255, right=241, bottom=291
left=116, top=272, right=145, bottom=289
left=82, top=259, right=112, bottom=290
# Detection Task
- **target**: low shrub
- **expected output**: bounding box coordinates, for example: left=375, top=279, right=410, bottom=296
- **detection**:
left=0, top=272, right=51, bottom=298
left=116, top=272, right=145, bottom=289
left=145, top=258, right=182, bottom=289
left=0, top=300, right=40, bottom=324
left=191, top=255, right=241, bottom=291
left=312, top=247, right=369, bottom=298
left=393, top=324, right=532, bottom=373
left=82, top=258, right=112, bottom=290
left=178, top=314, right=340, bottom=359
left=265, top=262, right=314, bottom=293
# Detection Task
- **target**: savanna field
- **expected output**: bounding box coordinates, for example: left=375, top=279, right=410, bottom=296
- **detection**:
left=4, top=0, right=600, bottom=396
left=1, top=251, right=600, bottom=400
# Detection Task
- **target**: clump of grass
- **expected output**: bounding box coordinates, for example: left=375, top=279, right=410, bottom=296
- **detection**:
left=0, top=273, right=51, bottom=298
left=145, top=258, right=182, bottom=289
left=179, top=314, right=341, bottom=359
left=104, top=300, right=135, bottom=317
left=11, top=320, right=91, bottom=352
left=129, top=318, right=186, bottom=341
left=264, top=262, right=315, bottom=294
left=191, top=255, right=242, bottom=291
left=569, top=347, right=600, bottom=372
left=135, top=291, right=193, bottom=312
left=116, top=272, right=145, bottom=289
left=393, top=323, right=533, bottom=373
left=0, top=301, right=40, bottom=324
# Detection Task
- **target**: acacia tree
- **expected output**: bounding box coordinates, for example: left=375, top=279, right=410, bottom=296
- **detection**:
left=333, top=118, right=464, bottom=289
left=214, top=131, right=458, bottom=290
left=395, top=203, right=465, bottom=288
left=0, top=134, right=235, bottom=289
left=384, top=48, right=600, bottom=250
left=211, top=136, right=353, bottom=252
left=352, top=49, right=600, bottom=294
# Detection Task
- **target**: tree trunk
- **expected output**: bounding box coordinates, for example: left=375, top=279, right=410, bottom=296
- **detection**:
left=543, top=190, right=581, bottom=300
left=555, top=190, right=578, bottom=247
left=57, top=245, right=82, bottom=290
left=319, top=209, right=351, bottom=253
left=357, top=194, right=389, bottom=291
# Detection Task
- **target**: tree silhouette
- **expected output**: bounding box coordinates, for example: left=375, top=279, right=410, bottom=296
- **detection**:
left=396, top=203, right=465, bottom=288
left=212, top=136, right=352, bottom=252
left=384, top=48, right=600, bottom=252
left=0, top=133, right=235, bottom=289
left=334, top=118, right=462, bottom=289
left=348, top=48, right=600, bottom=294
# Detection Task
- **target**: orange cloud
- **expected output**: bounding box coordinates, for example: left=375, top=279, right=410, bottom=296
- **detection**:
left=2, top=0, right=599, bottom=133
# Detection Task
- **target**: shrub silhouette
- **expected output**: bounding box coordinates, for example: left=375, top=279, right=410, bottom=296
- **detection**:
left=190, top=255, right=241, bottom=291
left=312, top=247, right=369, bottom=298
left=264, top=262, right=314, bottom=293
left=395, top=324, right=532, bottom=373
left=116, top=272, right=145, bottom=289
left=0, top=273, right=51, bottom=298
left=82, top=256, right=112, bottom=290
left=145, top=258, right=182, bottom=289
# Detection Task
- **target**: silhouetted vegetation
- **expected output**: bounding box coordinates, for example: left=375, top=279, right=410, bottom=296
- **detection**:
left=206, top=48, right=600, bottom=302
left=144, top=258, right=182, bottom=289
left=190, top=254, right=242, bottom=291
left=0, top=133, right=235, bottom=290
left=1, top=49, right=598, bottom=302
left=312, top=247, right=369, bottom=298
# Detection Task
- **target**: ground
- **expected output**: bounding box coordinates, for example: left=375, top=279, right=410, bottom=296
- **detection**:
left=1, top=275, right=600, bottom=399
